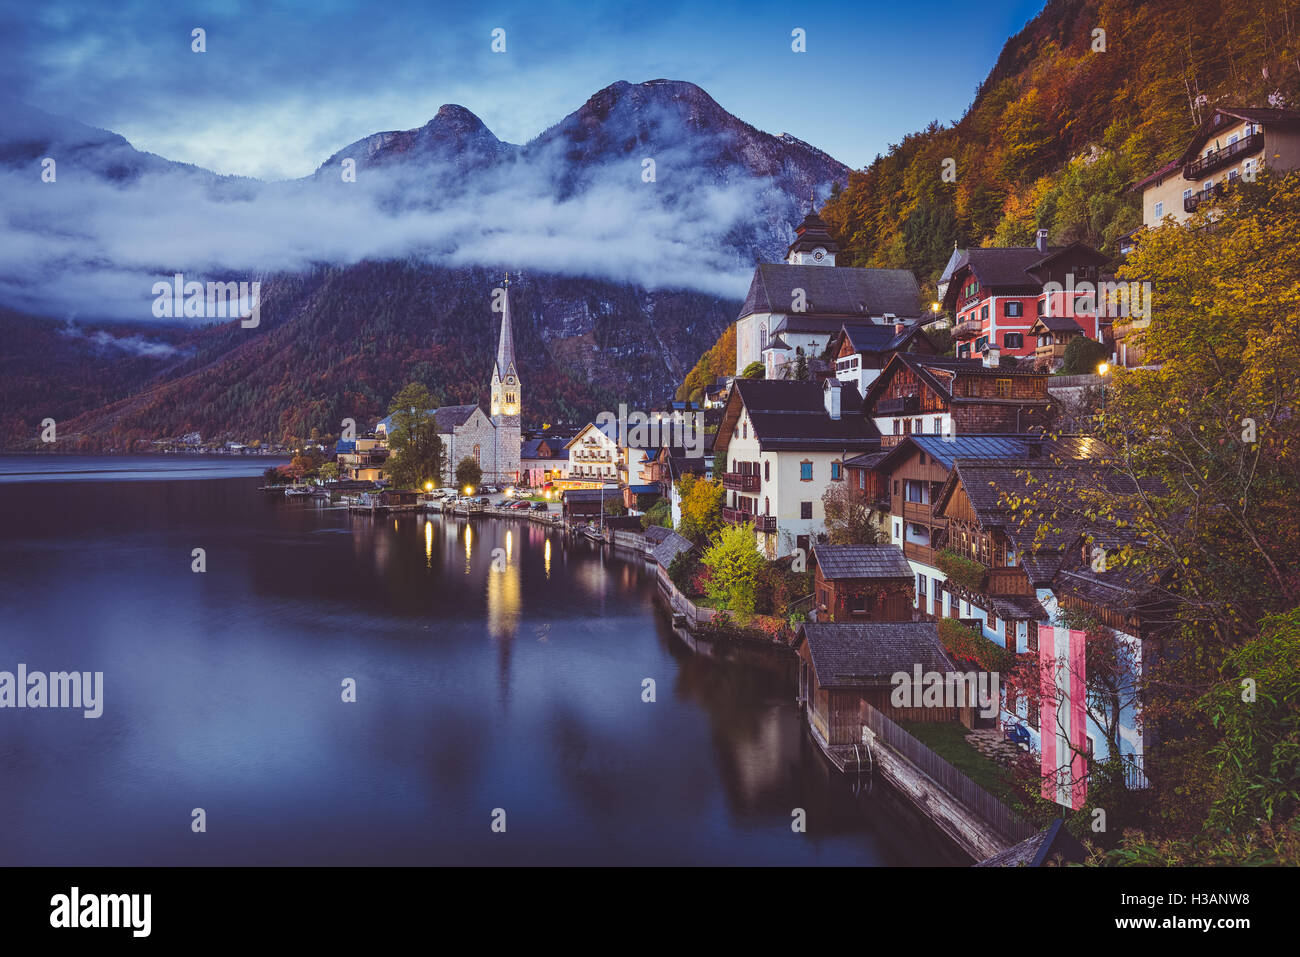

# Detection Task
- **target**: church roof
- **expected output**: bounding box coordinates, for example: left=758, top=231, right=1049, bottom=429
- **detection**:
left=739, top=264, right=921, bottom=321
left=377, top=404, right=480, bottom=435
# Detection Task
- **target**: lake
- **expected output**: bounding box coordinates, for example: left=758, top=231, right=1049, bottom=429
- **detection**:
left=0, top=455, right=963, bottom=865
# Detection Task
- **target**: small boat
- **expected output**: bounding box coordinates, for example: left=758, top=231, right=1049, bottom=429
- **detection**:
left=284, top=486, right=312, bottom=497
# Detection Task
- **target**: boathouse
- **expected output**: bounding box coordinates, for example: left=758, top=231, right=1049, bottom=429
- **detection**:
left=794, top=622, right=962, bottom=747
left=809, top=544, right=915, bottom=622
left=562, top=489, right=607, bottom=523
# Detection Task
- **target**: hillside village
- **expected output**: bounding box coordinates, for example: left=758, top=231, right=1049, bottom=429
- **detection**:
left=283, top=106, right=1300, bottom=863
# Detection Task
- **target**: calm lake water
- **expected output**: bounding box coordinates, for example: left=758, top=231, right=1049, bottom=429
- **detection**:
left=0, top=455, right=963, bottom=865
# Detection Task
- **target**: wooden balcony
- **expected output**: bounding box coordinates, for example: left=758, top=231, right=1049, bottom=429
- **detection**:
left=722, top=507, right=776, bottom=532
left=1034, top=342, right=1067, bottom=360
left=952, top=319, right=982, bottom=340
left=988, top=566, right=1033, bottom=596
left=877, top=394, right=920, bottom=415
left=1183, top=131, right=1263, bottom=179
left=722, top=472, right=760, bottom=492
left=902, top=501, right=932, bottom=522
left=902, top=541, right=937, bottom=565
left=1183, top=181, right=1225, bottom=213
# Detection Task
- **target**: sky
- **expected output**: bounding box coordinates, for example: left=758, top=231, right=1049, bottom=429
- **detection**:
left=1, top=0, right=1049, bottom=181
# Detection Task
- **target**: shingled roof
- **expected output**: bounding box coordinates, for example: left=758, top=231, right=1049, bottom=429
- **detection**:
left=934, top=455, right=1160, bottom=584
left=811, top=544, right=913, bottom=580
left=651, top=530, right=694, bottom=568
left=718, top=378, right=881, bottom=453
left=739, top=264, right=921, bottom=320
left=795, top=623, right=957, bottom=688
left=377, top=404, right=480, bottom=436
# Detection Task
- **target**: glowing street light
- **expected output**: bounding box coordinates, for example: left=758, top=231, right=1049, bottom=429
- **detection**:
left=1097, top=362, right=1111, bottom=376
left=424, top=481, right=433, bottom=492
left=463, top=485, right=475, bottom=497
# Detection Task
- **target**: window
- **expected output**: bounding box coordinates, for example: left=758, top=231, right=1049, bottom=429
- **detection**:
left=800, top=501, right=812, bottom=520
left=1153, top=200, right=1163, bottom=218
left=996, top=378, right=1012, bottom=398
left=764, top=496, right=770, bottom=515
left=893, top=480, right=899, bottom=495
left=957, top=345, right=970, bottom=359
left=893, top=519, right=902, bottom=541
left=831, top=461, right=842, bottom=480
left=1228, top=133, right=1239, bottom=146
left=1183, top=187, right=1193, bottom=201
left=980, top=304, right=990, bottom=321
left=1004, top=332, right=1023, bottom=349
left=800, top=461, right=813, bottom=481
left=858, top=470, right=865, bottom=490
left=918, top=574, right=927, bottom=598
left=1037, top=298, right=1046, bottom=316
left=851, top=593, right=867, bottom=614
left=918, top=452, right=927, bottom=465
left=742, top=421, right=747, bottom=439
left=764, top=460, right=770, bottom=481
left=1005, top=301, right=1022, bottom=317
left=975, top=335, right=989, bottom=352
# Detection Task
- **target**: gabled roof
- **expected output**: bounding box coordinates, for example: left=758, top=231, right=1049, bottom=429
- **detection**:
left=520, top=438, right=556, bottom=459
left=376, top=404, right=480, bottom=435
left=716, top=378, right=880, bottom=453
left=942, top=246, right=1060, bottom=290
left=563, top=422, right=618, bottom=450
left=739, top=264, right=921, bottom=321
left=794, top=623, right=956, bottom=688
left=811, top=544, right=913, bottom=580
left=651, top=530, right=695, bottom=568
left=940, top=243, right=1108, bottom=306
left=1030, top=315, right=1085, bottom=334
left=860, top=353, right=1050, bottom=415
left=839, top=321, right=927, bottom=355
left=933, top=451, right=1156, bottom=584
left=1176, top=107, right=1300, bottom=165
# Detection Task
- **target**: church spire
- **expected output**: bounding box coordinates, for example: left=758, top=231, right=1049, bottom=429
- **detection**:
left=495, top=272, right=517, bottom=380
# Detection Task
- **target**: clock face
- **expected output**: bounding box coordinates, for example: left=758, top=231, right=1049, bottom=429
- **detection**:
left=813, top=249, right=824, bottom=262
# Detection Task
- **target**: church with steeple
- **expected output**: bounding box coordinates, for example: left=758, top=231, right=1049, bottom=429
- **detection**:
left=488, top=274, right=522, bottom=484
left=374, top=273, right=522, bottom=487
left=733, top=201, right=924, bottom=378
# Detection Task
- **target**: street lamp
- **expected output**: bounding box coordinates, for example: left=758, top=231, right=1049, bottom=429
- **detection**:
left=1097, top=361, right=1110, bottom=376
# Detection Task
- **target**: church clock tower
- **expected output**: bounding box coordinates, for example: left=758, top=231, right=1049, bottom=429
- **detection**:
left=490, top=273, right=522, bottom=484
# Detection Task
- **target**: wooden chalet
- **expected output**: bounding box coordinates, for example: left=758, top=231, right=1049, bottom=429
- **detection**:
left=862, top=353, right=1051, bottom=446
left=825, top=320, right=936, bottom=393
left=810, top=544, right=915, bottom=622
left=1029, top=314, right=1086, bottom=366
left=794, top=622, right=964, bottom=747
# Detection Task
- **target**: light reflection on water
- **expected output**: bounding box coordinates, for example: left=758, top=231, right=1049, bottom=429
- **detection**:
left=0, top=461, right=964, bottom=866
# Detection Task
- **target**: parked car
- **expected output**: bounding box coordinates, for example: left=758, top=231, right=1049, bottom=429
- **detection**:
left=530, top=502, right=549, bottom=511
left=477, top=496, right=490, bottom=505
left=481, top=485, right=497, bottom=494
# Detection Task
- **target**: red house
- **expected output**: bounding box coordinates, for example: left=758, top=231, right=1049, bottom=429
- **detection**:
left=938, top=233, right=1110, bottom=362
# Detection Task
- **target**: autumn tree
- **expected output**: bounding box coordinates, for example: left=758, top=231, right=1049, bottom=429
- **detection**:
left=676, top=473, right=724, bottom=542
left=701, top=522, right=765, bottom=618
left=383, top=382, right=444, bottom=489
left=822, top=482, right=884, bottom=545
